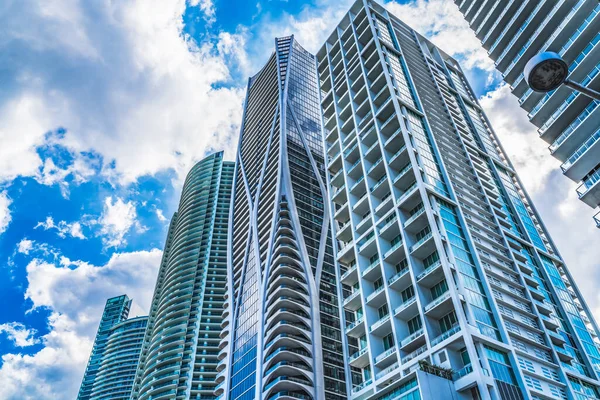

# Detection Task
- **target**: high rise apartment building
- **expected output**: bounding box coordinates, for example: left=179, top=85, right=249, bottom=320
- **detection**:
left=454, top=0, right=600, bottom=227
left=218, top=36, right=348, bottom=400
left=131, top=152, right=233, bottom=400
left=317, top=0, right=600, bottom=399
left=91, top=316, right=147, bottom=400
left=78, top=295, right=133, bottom=400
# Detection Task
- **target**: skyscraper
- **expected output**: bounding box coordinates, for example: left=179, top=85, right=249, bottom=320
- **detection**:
left=317, top=0, right=600, bottom=399
left=219, top=36, right=348, bottom=400
left=454, top=0, right=600, bottom=227
left=90, top=316, right=147, bottom=400
left=132, top=152, right=233, bottom=400
left=78, top=295, right=132, bottom=400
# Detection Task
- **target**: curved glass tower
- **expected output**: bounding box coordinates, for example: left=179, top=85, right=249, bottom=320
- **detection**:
left=90, top=316, right=147, bottom=400
left=78, top=295, right=132, bottom=400
left=132, top=152, right=234, bottom=400
left=219, top=36, right=348, bottom=400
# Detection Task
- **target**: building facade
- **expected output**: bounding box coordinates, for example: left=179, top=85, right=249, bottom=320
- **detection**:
left=317, top=0, right=600, bottom=399
left=454, top=0, right=600, bottom=227
left=90, top=316, right=147, bottom=400
left=131, top=152, right=233, bottom=400
left=219, top=36, right=348, bottom=400
left=78, top=295, right=132, bottom=400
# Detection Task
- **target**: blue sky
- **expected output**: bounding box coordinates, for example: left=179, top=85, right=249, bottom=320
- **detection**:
left=0, top=0, right=598, bottom=398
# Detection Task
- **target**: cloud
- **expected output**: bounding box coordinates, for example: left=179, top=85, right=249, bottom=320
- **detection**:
left=478, top=84, right=557, bottom=194
left=0, top=0, right=244, bottom=186
left=0, top=249, right=162, bottom=400
left=17, top=239, right=34, bottom=255
left=96, top=197, right=137, bottom=247
left=0, top=323, right=38, bottom=348
left=155, top=208, right=167, bottom=222
left=385, top=0, right=494, bottom=72
left=35, top=217, right=86, bottom=240
left=0, top=192, right=11, bottom=235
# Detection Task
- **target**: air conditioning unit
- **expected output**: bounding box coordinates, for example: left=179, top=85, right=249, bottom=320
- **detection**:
left=435, top=349, right=451, bottom=369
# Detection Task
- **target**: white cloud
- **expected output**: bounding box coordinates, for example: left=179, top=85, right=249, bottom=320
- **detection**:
left=0, top=192, right=12, bottom=235
left=17, top=239, right=34, bottom=255
left=0, top=0, right=244, bottom=186
left=0, top=323, right=38, bottom=348
left=385, top=0, right=494, bottom=72
left=35, top=216, right=86, bottom=240
left=0, top=249, right=162, bottom=400
left=479, top=84, right=557, bottom=194
left=97, top=197, right=137, bottom=247
left=155, top=208, right=167, bottom=222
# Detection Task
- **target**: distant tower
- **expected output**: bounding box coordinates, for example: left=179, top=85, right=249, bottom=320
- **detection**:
left=455, top=0, right=600, bottom=226
left=218, top=36, right=348, bottom=400
left=77, top=295, right=132, bottom=400
left=132, top=152, right=234, bottom=400
left=90, top=316, right=147, bottom=400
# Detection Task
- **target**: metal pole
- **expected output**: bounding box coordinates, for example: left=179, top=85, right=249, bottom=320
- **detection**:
left=564, top=79, right=600, bottom=101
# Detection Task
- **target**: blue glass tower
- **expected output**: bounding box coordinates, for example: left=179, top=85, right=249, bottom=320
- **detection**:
left=219, top=36, right=348, bottom=400
left=90, top=316, right=147, bottom=400
left=77, top=295, right=132, bottom=400
left=132, top=152, right=233, bottom=400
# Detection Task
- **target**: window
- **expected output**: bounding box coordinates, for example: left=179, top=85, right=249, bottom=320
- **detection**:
left=383, top=333, right=395, bottom=351
left=439, top=311, right=458, bottom=333
left=378, top=304, right=389, bottom=319
left=431, top=279, right=449, bottom=299
left=407, top=316, right=422, bottom=334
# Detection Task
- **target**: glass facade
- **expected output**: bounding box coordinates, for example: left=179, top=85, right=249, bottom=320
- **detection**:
left=455, top=0, right=600, bottom=225
left=77, top=295, right=132, bottom=400
left=131, top=152, right=234, bottom=400
left=318, top=0, right=600, bottom=399
left=90, top=316, right=147, bottom=400
left=221, top=36, right=347, bottom=400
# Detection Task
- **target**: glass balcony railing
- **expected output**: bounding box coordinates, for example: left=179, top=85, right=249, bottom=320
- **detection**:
left=349, top=347, right=368, bottom=363
left=394, top=296, right=416, bottom=315
left=417, top=260, right=442, bottom=281
left=388, top=267, right=409, bottom=285
left=401, top=328, right=424, bottom=347
left=410, top=232, right=433, bottom=252
left=550, top=100, right=600, bottom=152
left=424, top=291, right=451, bottom=312
left=577, top=169, right=600, bottom=198
left=401, top=344, right=427, bottom=364
left=561, top=127, right=600, bottom=171
left=352, top=379, right=372, bottom=393
left=375, top=362, right=399, bottom=380
left=375, top=346, right=396, bottom=363
left=430, top=324, right=461, bottom=347
left=346, top=317, right=364, bottom=332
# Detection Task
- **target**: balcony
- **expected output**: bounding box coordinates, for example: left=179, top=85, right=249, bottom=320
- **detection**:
left=348, top=346, right=370, bottom=368
left=424, top=291, right=453, bottom=318
left=403, top=207, right=427, bottom=232
left=341, top=264, right=358, bottom=285
left=366, top=286, right=386, bottom=307
left=430, top=324, right=461, bottom=347
left=370, top=314, right=392, bottom=337
left=400, top=328, right=425, bottom=351
left=400, top=344, right=427, bottom=364
left=362, top=260, right=382, bottom=280
left=346, top=317, right=366, bottom=338
left=375, top=362, right=400, bottom=381
left=343, top=289, right=362, bottom=311
left=387, top=267, right=411, bottom=290
left=351, top=379, right=372, bottom=394
left=394, top=296, right=418, bottom=320
left=577, top=168, right=600, bottom=208
left=383, top=239, right=405, bottom=261
left=416, top=260, right=443, bottom=286
left=410, top=232, right=436, bottom=257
